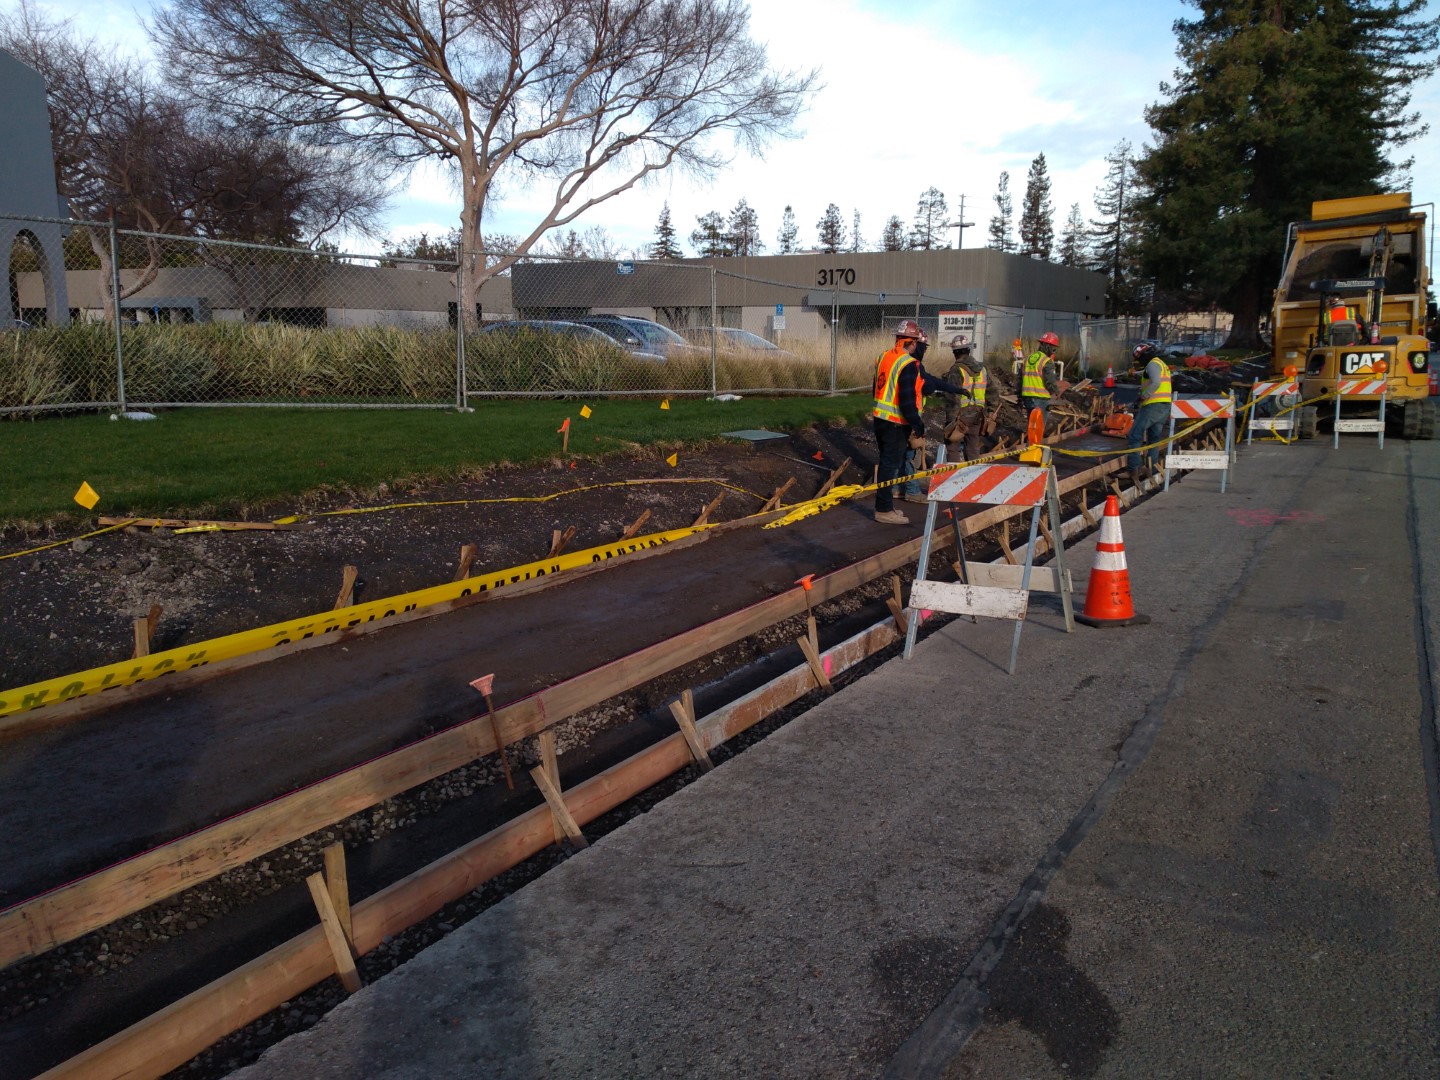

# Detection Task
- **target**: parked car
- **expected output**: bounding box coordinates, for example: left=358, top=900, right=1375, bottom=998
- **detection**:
left=571, top=315, right=707, bottom=359
left=681, top=326, right=797, bottom=358
left=476, top=320, right=664, bottom=361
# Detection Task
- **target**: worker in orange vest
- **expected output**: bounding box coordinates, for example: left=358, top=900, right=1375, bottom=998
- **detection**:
left=1323, top=294, right=1350, bottom=343
left=872, top=319, right=969, bottom=524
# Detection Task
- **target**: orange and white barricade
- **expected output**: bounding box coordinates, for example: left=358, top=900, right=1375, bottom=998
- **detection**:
left=1245, top=377, right=1300, bottom=444
left=1164, top=393, right=1236, bottom=494
left=903, top=446, right=1074, bottom=675
left=1332, top=375, right=1387, bottom=449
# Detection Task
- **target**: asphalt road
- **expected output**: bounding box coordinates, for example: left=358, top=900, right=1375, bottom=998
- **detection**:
left=230, top=434, right=1440, bottom=1079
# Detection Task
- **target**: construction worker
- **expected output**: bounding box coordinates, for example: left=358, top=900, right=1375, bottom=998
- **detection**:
left=1323, top=294, right=1351, bottom=343
left=942, top=334, right=987, bottom=461
left=1120, top=343, right=1171, bottom=478
left=872, top=319, right=968, bottom=523
left=1019, top=331, right=1062, bottom=424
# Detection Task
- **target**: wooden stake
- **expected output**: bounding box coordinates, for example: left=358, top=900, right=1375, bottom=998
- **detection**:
left=131, top=603, right=161, bottom=659
left=999, top=518, right=1017, bottom=565
left=333, top=566, right=358, bottom=610
left=691, top=493, right=725, bottom=528
left=796, top=633, right=833, bottom=693
left=560, top=426, right=569, bottom=455
left=529, top=766, right=588, bottom=849
left=452, top=544, right=477, bottom=582
left=1038, top=511, right=1056, bottom=555
left=667, top=689, right=713, bottom=771
left=322, top=844, right=354, bottom=949
left=548, top=526, right=577, bottom=557
left=1079, top=486, right=1097, bottom=529
left=305, top=872, right=362, bottom=994
left=483, top=691, right=514, bottom=791
left=536, top=731, right=562, bottom=841
left=816, top=457, right=852, bottom=498
left=619, top=509, right=652, bottom=540
left=760, top=477, right=796, bottom=513
left=885, top=574, right=909, bottom=635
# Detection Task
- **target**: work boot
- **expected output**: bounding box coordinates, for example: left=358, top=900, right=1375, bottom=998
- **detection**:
left=899, top=493, right=929, bottom=504
left=873, top=508, right=909, bottom=524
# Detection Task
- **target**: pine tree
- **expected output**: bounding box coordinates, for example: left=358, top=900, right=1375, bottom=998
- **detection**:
left=1089, top=140, right=1142, bottom=315
left=777, top=204, right=798, bottom=253
left=881, top=215, right=907, bottom=251
left=690, top=210, right=729, bottom=257
left=1057, top=203, right=1086, bottom=267
left=727, top=198, right=763, bottom=256
left=1135, top=0, right=1440, bottom=346
left=987, top=171, right=1014, bottom=253
left=816, top=203, right=847, bottom=254
left=651, top=202, right=682, bottom=259
left=909, top=187, right=948, bottom=250
left=850, top=209, right=863, bottom=252
left=1018, top=153, right=1054, bottom=260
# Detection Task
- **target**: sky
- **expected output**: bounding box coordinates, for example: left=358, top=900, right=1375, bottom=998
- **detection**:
left=13, top=0, right=1440, bottom=259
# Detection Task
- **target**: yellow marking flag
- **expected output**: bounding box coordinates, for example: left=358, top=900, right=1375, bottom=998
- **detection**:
left=73, top=482, right=100, bottom=510
left=660, top=399, right=670, bottom=410
left=580, top=405, right=593, bottom=419
left=666, top=452, right=678, bottom=467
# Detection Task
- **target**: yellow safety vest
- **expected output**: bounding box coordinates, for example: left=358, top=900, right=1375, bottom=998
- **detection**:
left=1022, top=352, right=1051, bottom=399
left=1141, top=359, right=1172, bottom=406
left=873, top=347, right=919, bottom=424
left=961, top=366, right=987, bottom=406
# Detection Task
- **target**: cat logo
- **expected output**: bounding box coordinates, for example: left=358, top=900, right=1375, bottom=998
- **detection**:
left=1341, top=351, right=1387, bottom=375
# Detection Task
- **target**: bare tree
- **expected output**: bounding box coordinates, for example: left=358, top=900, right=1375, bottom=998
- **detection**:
left=155, top=0, right=819, bottom=320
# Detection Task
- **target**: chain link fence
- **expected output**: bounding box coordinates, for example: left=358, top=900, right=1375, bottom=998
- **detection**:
left=4, top=212, right=1117, bottom=414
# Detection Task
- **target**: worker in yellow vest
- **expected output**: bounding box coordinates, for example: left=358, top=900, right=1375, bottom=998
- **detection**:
left=1121, top=343, right=1172, bottom=478
left=872, top=319, right=969, bottom=524
left=1019, top=331, right=1062, bottom=424
left=942, top=334, right=988, bottom=461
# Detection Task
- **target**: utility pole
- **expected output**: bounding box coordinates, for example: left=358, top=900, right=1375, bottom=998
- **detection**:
left=947, top=194, right=975, bottom=249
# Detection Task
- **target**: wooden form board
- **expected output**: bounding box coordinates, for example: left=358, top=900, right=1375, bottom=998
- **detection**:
left=909, top=579, right=1028, bottom=621
left=0, top=455, right=1124, bottom=972
left=1165, top=451, right=1230, bottom=470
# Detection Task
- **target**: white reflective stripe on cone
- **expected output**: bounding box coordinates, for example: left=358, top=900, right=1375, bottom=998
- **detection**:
left=1098, top=514, right=1123, bottom=545
left=1092, top=550, right=1128, bottom=572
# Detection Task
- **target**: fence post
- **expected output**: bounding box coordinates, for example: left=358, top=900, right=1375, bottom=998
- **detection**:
left=108, top=210, right=127, bottom=414
left=709, top=266, right=718, bottom=396
left=454, top=256, right=468, bottom=411
left=829, top=287, right=838, bottom=394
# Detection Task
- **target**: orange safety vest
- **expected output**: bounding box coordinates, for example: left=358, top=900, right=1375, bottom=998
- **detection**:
left=873, top=346, right=922, bottom=424
left=1140, top=358, right=1172, bottom=406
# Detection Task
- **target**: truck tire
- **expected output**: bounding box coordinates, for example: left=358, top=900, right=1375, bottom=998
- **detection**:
left=1402, top=401, right=1422, bottom=439
left=1419, top=399, right=1437, bottom=440
left=1297, top=406, right=1318, bottom=440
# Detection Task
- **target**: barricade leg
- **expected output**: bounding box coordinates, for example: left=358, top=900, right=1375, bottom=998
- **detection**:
left=902, top=444, right=948, bottom=660
left=1008, top=503, right=1043, bottom=675
left=1333, top=392, right=1342, bottom=450
left=1378, top=393, right=1386, bottom=450
left=1163, top=416, right=1176, bottom=492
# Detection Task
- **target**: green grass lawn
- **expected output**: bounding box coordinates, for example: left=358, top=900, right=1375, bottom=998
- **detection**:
left=0, top=397, right=872, bottom=525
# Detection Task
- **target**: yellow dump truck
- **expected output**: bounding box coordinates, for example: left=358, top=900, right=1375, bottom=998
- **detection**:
left=1270, top=192, right=1435, bottom=439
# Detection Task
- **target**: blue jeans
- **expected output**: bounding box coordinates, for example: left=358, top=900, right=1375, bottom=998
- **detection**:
left=1127, top=401, right=1170, bottom=472
left=901, top=445, right=922, bottom=496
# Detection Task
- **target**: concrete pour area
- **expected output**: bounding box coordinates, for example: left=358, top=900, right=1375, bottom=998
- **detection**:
left=231, top=438, right=1440, bottom=1080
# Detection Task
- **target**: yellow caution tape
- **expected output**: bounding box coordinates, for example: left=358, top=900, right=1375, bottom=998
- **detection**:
left=0, top=522, right=135, bottom=563
left=0, top=524, right=711, bottom=719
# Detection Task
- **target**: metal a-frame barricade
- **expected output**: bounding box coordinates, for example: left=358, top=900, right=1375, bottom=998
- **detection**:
left=902, top=444, right=1074, bottom=675
left=1332, top=374, right=1387, bottom=449
left=1163, top=393, right=1236, bottom=494
left=1245, top=376, right=1300, bottom=443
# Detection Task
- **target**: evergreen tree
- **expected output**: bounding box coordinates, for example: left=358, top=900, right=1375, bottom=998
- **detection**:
left=1135, top=0, right=1440, bottom=346
left=1057, top=203, right=1086, bottom=267
left=987, top=171, right=1014, bottom=253
left=777, top=204, right=798, bottom=253
left=1018, top=153, right=1054, bottom=260
left=690, top=210, right=729, bottom=257
left=850, top=209, right=863, bottom=252
left=727, top=198, right=763, bottom=256
left=909, top=186, right=948, bottom=250
left=881, top=215, right=908, bottom=251
left=816, top=203, right=847, bottom=253
left=651, top=201, right=682, bottom=259
left=1090, top=140, right=1143, bottom=315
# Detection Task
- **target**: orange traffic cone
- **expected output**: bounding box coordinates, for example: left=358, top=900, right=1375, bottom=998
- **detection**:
left=1104, top=364, right=1115, bottom=388
left=1076, top=495, right=1150, bottom=628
